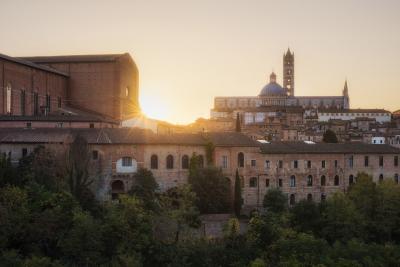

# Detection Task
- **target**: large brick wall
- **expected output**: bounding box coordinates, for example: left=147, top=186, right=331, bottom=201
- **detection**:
left=0, top=59, right=67, bottom=116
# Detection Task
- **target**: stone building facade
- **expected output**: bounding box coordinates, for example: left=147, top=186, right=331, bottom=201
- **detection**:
left=1, top=128, right=399, bottom=212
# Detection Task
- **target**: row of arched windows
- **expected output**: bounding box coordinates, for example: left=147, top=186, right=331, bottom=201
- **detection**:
left=150, top=154, right=204, bottom=170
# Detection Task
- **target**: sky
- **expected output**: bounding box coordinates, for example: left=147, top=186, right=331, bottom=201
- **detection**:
left=1, top=0, right=400, bottom=124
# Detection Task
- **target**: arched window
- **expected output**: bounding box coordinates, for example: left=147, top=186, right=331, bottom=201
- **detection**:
left=289, top=194, right=296, bottom=206
left=307, top=193, right=313, bottom=201
left=290, top=175, right=296, bottom=187
left=150, top=155, right=158, bottom=169
left=334, top=175, right=340, bottom=186
left=379, top=174, right=384, bottom=183
left=307, top=175, right=313, bottom=186
left=166, top=155, right=174, bottom=169
left=349, top=175, right=354, bottom=185
left=181, top=155, right=189, bottom=169
left=249, top=177, right=257, bottom=187
left=198, top=155, right=204, bottom=168
left=321, top=194, right=326, bottom=201
left=238, top=152, right=244, bottom=167
left=395, top=174, right=399, bottom=184
left=320, top=175, right=326, bottom=186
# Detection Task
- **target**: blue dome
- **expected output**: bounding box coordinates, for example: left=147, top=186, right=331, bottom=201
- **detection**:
left=259, top=82, right=286, bottom=96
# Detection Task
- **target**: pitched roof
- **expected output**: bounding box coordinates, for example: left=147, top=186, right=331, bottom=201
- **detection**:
left=0, top=53, right=69, bottom=77
left=260, top=141, right=400, bottom=154
left=19, top=53, right=127, bottom=64
left=0, top=128, right=259, bottom=147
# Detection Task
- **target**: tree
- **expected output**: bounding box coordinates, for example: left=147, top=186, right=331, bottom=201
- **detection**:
left=320, top=192, right=363, bottom=243
left=263, top=188, right=287, bottom=214
left=289, top=199, right=322, bottom=234
left=236, top=113, right=241, bottom=132
left=188, top=165, right=231, bottom=214
left=128, top=168, right=158, bottom=210
left=323, top=129, right=338, bottom=143
left=159, top=185, right=201, bottom=243
left=64, top=135, right=94, bottom=207
left=234, top=169, right=242, bottom=217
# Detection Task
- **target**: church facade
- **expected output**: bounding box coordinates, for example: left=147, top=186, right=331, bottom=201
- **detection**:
left=211, top=49, right=350, bottom=120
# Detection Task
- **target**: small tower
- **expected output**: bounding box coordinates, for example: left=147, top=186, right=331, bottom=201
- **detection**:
left=283, top=48, right=294, bottom=96
left=343, top=80, right=350, bottom=109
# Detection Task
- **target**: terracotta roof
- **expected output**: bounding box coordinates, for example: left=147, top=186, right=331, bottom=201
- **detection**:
left=0, top=128, right=259, bottom=147
left=0, top=53, right=69, bottom=77
left=319, top=108, right=391, bottom=114
left=19, top=53, right=127, bottom=64
left=260, top=141, right=400, bottom=154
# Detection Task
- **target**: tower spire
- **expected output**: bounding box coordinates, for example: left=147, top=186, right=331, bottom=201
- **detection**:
left=283, top=48, right=294, bottom=96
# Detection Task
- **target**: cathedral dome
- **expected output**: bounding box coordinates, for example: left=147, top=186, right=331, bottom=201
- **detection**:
left=259, top=72, right=286, bottom=96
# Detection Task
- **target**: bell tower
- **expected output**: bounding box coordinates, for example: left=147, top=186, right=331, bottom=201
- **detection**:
left=283, top=48, right=294, bottom=96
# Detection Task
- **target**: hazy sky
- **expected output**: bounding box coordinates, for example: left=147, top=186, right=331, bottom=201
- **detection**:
left=1, top=0, right=399, bottom=124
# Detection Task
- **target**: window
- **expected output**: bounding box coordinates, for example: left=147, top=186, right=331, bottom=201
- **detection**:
left=46, top=94, right=51, bottom=113
left=57, top=97, right=62, bottom=108
left=20, top=90, right=26, bottom=115
left=278, top=160, right=283, bottom=168
left=92, top=150, right=98, bottom=160
left=321, top=194, right=326, bottom=201
left=278, top=178, right=283, bottom=187
left=394, top=156, right=398, bottom=167
left=334, top=175, right=339, bottom=186
left=251, top=159, right=256, bottom=167
left=122, top=157, right=133, bottom=167
left=33, top=92, right=39, bottom=115
left=307, top=194, right=313, bottom=201
left=125, top=87, right=129, bottom=97
left=265, top=160, right=270, bottom=169
left=151, top=155, right=158, bottom=169
left=379, top=174, right=383, bottom=183
left=265, top=179, right=270, bottom=187
left=349, top=175, right=354, bottom=185
left=26, top=122, right=31, bottom=128
left=238, top=152, right=244, bottom=167
left=364, top=156, right=369, bottom=167
left=348, top=156, right=354, bottom=168
left=307, top=160, right=311, bottom=169
left=307, top=175, right=313, bottom=186
left=289, top=194, right=296, bottom=205
left=222, top=155, right=228, bottom=169
left=22, top=148, right=28, bottom=157
left=322, top=160, right=326, bottom=168
left=290, top=175, right=296, bottom=187
left=166, top=155, right=174, bottom=169
left=334, top=160, right=338, bottom=168
left=294, top=160, right=298, bottom=169
left=320, top=175, right=326, bottom=186
left=89, top=123, right=94, bottom=128
left=249, top=177, right=257, bottom=187
left=182, top=155, right=189, bottom=169
left=6, top=83, right=11, bottom=114
left=379, top=156, right=384, bottom=167
left=395, top=174, right=399, bottom=184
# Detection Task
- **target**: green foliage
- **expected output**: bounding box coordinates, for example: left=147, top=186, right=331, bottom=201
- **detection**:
left=234, top=169, right=242, bottom=217
left=290, top=199, right=322, bottom=234
left=263, top=188, right=288, bottom=214
left=189, top=160, right=231, bottom=213
left=205, top=141, right=215, bottom=165
left=223, top=217, right=240, bottom=238
left=129, top=168, right=159, bottom=210
left=323, top=129, right=339, bottom=143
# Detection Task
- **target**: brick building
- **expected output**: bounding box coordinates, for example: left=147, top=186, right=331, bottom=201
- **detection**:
left=1, top=52, right=139, bottom=127
left=1, top=128, right=398, bottom=212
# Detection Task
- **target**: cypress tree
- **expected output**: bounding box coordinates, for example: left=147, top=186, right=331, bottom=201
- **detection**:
left=235, top=113, right=241, bottom=132
left=234, top=169, right=242, bottom=217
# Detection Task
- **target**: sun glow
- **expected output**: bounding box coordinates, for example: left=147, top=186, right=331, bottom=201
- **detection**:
left=139, top=93, right=171, bottom=123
